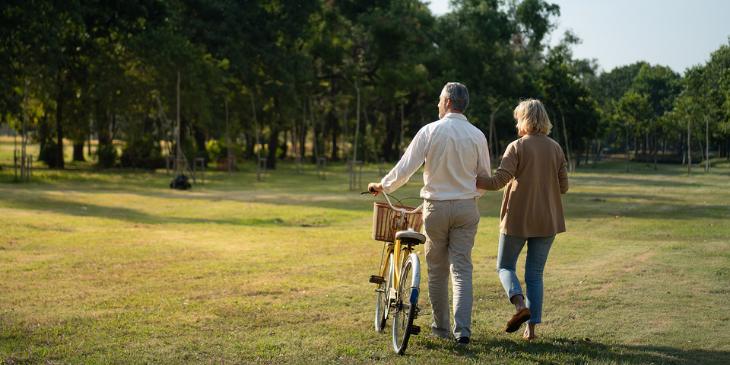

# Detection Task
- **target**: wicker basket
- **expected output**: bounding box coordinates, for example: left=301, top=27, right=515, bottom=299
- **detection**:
left=372, top=202, right=423, bottom=242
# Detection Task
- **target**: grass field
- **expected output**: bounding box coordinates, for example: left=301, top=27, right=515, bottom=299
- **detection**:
left=1, top=139, right=729, bottom=364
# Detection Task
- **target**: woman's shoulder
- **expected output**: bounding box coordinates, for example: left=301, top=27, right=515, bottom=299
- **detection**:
left=503, top=138, right=522, bottom=154
left=527, top=134, right=561, bottom=148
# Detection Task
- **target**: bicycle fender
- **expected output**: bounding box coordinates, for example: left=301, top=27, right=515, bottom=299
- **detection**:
left=409, top=287, right=419, bottom=305
left=408, top=253, right=421, bottom=288
left=408, top=253, right=421, bottom=305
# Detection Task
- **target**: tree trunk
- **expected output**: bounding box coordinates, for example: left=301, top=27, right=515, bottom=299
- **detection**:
left=55, top=89, right=65, bottom=169
left=489, top=115, right=497, bottom=160
left=652, top=131, right=657, bottom=170
left=488, top=102, right=503, bottom=163
left=267, top=127, right=279, bottom=169
left=299, top=122, right=307, bottom=162
left=87, top=131, right=93, bottom=160
left=249, top=92, right=262, bottom=168
left=95, top=102, right=115, bottom=167
left=72, top=141, right=85, bottom=161
left=382, top=105, right=397, bottom=162
left=352, top=83, right=360, bottom=164
left=310, top=98, right=321, bottom=163
left=193, top=124, right=207, bottom=164
left=225, top=99, right=233, bottom=172
left=38, top=114, right=50, bottom=162
left=399, top=102, right=405, bottom=157
left=280, top=129, right=289, bottom=159
left=559, top=109, right=572, bottom=171
left=687, top=120, right=692, bottom=175
left=329, top=111, right=339, bottom=161
left=625, top=124, right=630, bottom=172
left=705, top=117, right=709, bottom=172
left=244, top=132, right=255, bottom=159
left=594, top=139, right=602, bottom=168
left=94, top=106, right=110, bottom=148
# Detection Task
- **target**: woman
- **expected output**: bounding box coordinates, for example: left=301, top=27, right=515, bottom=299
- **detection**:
left=477, top=99, right=568, bottom=340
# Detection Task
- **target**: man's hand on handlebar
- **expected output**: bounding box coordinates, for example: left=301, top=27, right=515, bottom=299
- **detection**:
left=367, top=182, right=384, bottom=196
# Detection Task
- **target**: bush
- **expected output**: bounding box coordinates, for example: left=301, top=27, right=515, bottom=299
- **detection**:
left=40, top=141, right=63, bottom=168
left=96, top=144, right=117, bottom=168
left=120, top=137, right=164, bottom=169
left=207, top=139, right=226, bottom=162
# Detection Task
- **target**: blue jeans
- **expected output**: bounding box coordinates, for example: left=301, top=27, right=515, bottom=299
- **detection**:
left=496, top=234, right=554, bottom=324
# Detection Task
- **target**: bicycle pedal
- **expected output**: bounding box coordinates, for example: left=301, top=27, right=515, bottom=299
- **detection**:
left=409, top=325, right=421, bottom=335
left=369, top=275, right=385, bottom=284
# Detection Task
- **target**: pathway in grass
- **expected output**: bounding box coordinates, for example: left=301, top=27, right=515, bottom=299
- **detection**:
left=1, top=160, right=729, bottom=364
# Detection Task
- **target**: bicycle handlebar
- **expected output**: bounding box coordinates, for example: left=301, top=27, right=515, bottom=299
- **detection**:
left=363, top=188, right=423, bottom=214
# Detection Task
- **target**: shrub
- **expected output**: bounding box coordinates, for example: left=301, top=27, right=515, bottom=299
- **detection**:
left=120, top=137, right=164, bottom=169
left=207, top=139, right=225, bottom=162
left=96, top=144, right=117, bottom=168
left=40, top=141, right=62, bottom=168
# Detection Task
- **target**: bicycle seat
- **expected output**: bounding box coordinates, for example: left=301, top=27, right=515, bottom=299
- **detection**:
left=395, top=229, right=426, bottom=245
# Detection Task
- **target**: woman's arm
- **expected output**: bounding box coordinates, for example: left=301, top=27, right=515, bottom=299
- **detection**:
left=476, top=142, right=518, bottom=191
left=558, top=150, right=569, bottom=194
left=477, top=169, right=513, bottom=190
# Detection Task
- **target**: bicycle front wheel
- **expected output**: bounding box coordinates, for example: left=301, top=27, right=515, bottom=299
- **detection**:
left=392, top=253, right=421, bottom=355
left=374, top=252, right=393, bottom=333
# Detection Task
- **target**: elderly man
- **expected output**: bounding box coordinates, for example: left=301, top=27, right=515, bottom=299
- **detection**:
left=368, top=82, right=490, bottom=345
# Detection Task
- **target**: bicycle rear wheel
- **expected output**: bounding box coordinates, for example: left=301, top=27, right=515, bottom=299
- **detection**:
left=374, top=252, right=393, bottom=332
left=392, top=253, right=420, bottom=355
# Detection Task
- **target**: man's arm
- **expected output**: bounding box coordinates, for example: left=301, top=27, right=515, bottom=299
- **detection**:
left=475, top=132, right=492, bottom=194
left=371, top=127, right=429, bottom=195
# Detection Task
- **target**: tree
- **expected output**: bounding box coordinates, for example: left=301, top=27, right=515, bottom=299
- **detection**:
left=615, top=91, right=652, bottom=171
left=538, top=33, right=600, bottom=170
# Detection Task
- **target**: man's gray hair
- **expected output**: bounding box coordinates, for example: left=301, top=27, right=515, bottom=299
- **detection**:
left=442, top=82, right=469, bottom=112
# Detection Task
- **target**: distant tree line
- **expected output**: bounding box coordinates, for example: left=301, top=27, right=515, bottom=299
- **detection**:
left=1, top=0, right=729, bottom=171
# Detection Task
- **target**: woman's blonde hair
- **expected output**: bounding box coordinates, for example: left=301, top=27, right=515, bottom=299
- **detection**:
left=514, top=99, right=552, bottom=135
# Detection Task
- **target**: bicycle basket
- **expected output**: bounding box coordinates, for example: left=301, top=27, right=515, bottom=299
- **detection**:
left=372, top=202, right=423, bottom=242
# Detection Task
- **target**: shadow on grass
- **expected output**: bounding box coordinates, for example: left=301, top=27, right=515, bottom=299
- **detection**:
left=0, top=193, right=315, bottom=227
left=3, top=161, right=729, bottom=221
left=0, top=167, right=398, bottom=214
left=452, top=337, right=730, bottom=365
left=4, top=182, right=728, bottom=224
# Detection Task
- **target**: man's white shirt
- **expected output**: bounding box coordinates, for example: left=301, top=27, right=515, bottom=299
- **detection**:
left=380, top=113, right=491, bottom=200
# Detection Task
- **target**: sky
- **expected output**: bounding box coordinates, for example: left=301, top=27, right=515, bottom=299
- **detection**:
left=426, top=0, right=730, bottom=74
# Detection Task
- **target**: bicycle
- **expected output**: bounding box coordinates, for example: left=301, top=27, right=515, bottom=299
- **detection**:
left=364, top=189, right=425, bottom=355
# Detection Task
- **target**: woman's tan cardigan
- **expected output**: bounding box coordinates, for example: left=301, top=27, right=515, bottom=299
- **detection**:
left=477, top=134, right=569, bottom=237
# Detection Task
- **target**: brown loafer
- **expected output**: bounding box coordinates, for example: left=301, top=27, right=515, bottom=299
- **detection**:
left=504, top=308, right=531, bottom=333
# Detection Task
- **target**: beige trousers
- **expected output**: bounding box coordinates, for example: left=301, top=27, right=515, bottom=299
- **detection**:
left=423, top=198, right=480, bottom=339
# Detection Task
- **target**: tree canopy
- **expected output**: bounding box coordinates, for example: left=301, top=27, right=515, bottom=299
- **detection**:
left=1, top=1, right=728, bottom=170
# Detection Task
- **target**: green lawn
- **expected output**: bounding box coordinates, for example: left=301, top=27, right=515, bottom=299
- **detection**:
left=1, top=141, right=729, bottom=364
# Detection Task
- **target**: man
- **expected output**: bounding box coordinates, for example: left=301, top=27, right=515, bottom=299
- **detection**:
left=368, top=82, right=491, bottom=345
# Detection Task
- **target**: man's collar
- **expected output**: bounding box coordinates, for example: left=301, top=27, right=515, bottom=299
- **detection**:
left=444, top=112, right=467, bottom=121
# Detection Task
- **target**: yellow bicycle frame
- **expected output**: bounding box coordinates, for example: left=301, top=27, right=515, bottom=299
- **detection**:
left=379, top=238, right=413, bottom=296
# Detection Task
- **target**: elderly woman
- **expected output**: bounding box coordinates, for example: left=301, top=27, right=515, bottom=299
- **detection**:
left=477, top=99, right=568, bottom=340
